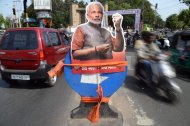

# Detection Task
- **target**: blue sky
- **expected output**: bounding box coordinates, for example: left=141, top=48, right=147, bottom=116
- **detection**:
left=148, top=0, right=189, bottom=20
left=0, top=0, right=189, bottom=21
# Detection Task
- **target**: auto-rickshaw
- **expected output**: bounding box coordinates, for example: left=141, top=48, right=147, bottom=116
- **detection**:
left=169, top=30, right=190, bottom=72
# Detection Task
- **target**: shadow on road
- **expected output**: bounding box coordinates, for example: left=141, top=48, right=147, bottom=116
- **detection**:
left=0, top=80, right=50, bottom=89
left=176, top=70, right=190, bottom=82
left=123, top=75, right=173, bottom=104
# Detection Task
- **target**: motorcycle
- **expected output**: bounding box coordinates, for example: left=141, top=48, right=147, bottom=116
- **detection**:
left=156, top=38, right=170, bottom=50
left=135, top=53, right=182, bottom=103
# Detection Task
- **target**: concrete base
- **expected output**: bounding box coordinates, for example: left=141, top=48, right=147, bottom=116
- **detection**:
left=67, top=102, right=123, bottom=126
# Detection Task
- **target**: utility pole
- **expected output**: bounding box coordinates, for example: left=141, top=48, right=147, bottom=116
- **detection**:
left=12, top=5, right=16, bottom=28
left=140, top=0, right=144, bottom=31
left=154, top=3, right=158, bottom=29
left=13, top=0, right=21, bottom=28
left=13, top=4, right=18, bottom=28
left=23, top=0, right=29, bottom=27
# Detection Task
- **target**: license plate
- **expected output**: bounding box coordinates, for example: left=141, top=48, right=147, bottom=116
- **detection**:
left=11, top=74, right=30, bottom=80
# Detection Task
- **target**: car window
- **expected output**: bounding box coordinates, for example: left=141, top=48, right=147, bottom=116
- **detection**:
left=60, top=33, right=70, bottom=45
left=0, top=30, right=38, bottom=50
left=43, top=32, right=51, bottom=47
left=49, top=32, right=61, bottom=46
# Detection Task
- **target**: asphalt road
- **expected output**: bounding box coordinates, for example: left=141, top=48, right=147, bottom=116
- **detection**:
left=0, top=49, right=190, bottom=126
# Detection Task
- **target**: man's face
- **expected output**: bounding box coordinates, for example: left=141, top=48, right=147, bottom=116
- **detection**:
left=146, top=35, right=156, bottom=44
left=87, top=4, right=103, bottom=24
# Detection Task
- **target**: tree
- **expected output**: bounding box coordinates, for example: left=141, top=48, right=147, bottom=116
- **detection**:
left=178, top=8, right=190, bottom=29
left=98, top=0, right=160, bottom=30
left=155, top=14, right=165, bottom=28
left=179, top=0, right=190, bottom=5
left=101, top=0, right=131, bottom=29
left=52, top=0, right=87, bottom=28
left=166, top=14, right=181, bottom=30
left=4, top=17, right=11, bottom=29
left=27, top=3, right=37, bottom=18
left=0, top=14, right=4, bottom=29
left=25, top=0, right=85, bottom=28
left=24, top=0, right=161, bottom=29
left=52, top=0, right=70, bottom=28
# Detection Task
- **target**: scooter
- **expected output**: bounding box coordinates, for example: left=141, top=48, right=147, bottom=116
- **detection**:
left=156, top=38, right=170, bottom=50
left=135, top=53, right=182, bottom=103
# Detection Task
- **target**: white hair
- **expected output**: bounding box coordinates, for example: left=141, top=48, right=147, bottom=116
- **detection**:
left=85, top=2, right=104, bottom=15
left=85, top=2, right=104, bottom=24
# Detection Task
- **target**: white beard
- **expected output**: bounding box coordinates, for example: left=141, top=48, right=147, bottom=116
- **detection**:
left=86, top=16, right=102, bottom=25
left=88, top=19, right=102, bottom=25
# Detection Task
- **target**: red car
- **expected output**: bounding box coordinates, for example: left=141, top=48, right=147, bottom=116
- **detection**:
left=0, top=27, right=70, bottom=86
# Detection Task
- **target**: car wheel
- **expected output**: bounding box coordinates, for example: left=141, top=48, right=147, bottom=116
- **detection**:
left=46, top=74, right=57, bottom=87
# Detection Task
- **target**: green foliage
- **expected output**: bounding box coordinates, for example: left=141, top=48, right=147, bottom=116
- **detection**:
left=27, top=3, right=37, bottom=18
left=178, top=8, right=190, bottom=29
left=22, top=0, right=163, bottom=29
left=103, top=1, right=131, bottom=29
left=23, top=0, right=165, bottom=29
left=179, top=0, right=190, bottom=5
left=155, top=15, right=165, bottom=28
left=4, top=17, right=11, bottom=29
left=165, top=7, right=190, bottom=30
left=0, top=14, right=4, bottom=29
left=98, top=0, right=160, bottom=30
left=51, top=0, right=81, bottom=28
left=166, top=14, right=181, bottom=30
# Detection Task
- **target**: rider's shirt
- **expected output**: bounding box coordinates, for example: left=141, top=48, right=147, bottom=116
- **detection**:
left=135, top=40, right=161, bottom=60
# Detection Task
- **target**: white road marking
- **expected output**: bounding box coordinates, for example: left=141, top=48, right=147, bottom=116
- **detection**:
left=126, top=95, right=155, bottom=126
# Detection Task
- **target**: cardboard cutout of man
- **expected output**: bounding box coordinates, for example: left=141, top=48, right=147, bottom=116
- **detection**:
left=50, top=2, right=128, bottom=123
left=71, top=2, right=124, bottom=61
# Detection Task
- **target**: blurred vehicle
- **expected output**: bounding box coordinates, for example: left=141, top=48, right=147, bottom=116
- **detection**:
left=59, top=29, right=72, bottom=39
left=0, top=30, right=5, bottom=39
left=156, top=38, right=170, bottom=50
left=58, top=29, right=71, bottom=45
left=0, top=27, right=70, bottom=86
left=143, top=24, right=153, bottom=31
left=169, top=30, right=190, bottom=72
left=135, top=53, right=182, bottom=103
left=0, top=30, right=5, bottom=33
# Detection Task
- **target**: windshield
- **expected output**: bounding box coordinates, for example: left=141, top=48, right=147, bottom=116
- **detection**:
left=0, top=30, right=38, bottom=50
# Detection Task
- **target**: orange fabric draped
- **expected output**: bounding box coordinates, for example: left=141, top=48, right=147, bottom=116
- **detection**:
left=47, top=60, right=128, bottom=77
left=47, top=60, right=128, bottom=123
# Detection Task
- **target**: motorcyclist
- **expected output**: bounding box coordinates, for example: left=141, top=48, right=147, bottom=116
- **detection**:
left=124, top=30, right=132, bottom=47
left=132, top=30, right=141, bottom=47
left=135, top=31, right=161, bottom=85
left=133, top=30, right=140, bottom=40
left=159, top=31, right=164, bottom=39
left=124, top=30, right=131, bottom=38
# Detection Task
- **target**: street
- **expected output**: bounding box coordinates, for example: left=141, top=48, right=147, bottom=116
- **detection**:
left=0, top=0, right=190, bottom=125
left=0, top=49, right=190, bottom=126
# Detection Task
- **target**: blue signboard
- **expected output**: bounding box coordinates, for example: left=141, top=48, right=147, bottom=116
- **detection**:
left=64, top=52, right=128, bottom=97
